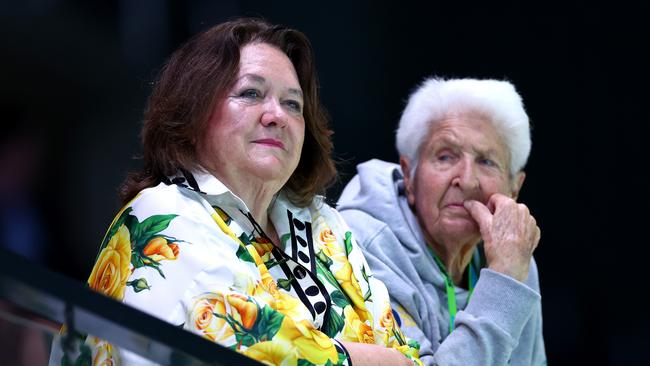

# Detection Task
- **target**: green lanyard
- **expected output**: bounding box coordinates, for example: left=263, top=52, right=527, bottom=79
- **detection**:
left=428, top=248, right=480, bottom=333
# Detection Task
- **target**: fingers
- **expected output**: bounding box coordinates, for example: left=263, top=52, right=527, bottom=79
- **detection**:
left=463, top=200, right=492, bottom=229
left=468, top=194, right=540, bottom=249
left=472, top=193, right=541, bottom=282
left=530, top=216, right=541, bottom=248
left=487, top=193, right=512, bottom=213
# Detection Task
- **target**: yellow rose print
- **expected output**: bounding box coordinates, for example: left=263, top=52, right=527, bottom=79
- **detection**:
left=84, top=335, right=103, bottom=349
left=92, top=341, right=119, bottom=366
left=189, top=293, right=234, bottom=343
left=143, top=237, right=179, bottom=262
left=341, top=305, right=375, bottom=344
left=243, top=340, right=298, bottom=366
left=318, top=228, right=346, bottom=262
left=319, top=228, right=336, bottom=244
left=395, top=344, right=423, bottom=366
left=275, top=317, right=338, bottom=365
left=227, top=294, right=258, bottom=330
left=87, top=225, right=132, bottom=300
left=251, top=237, right=274, bottom=259
left=379, top=302, right=395, bottom=332
left=376, top=302, right=396, bottom=345
left=269, top=292, right=305, bottom=322
left=334, top=260, right=372, bottom=322
left=256, top=262, right=279, bottom=297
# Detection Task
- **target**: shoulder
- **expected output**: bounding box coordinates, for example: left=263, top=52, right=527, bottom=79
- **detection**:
left=338, top=159, right=401, bottom=210
left=101, top=183, right=217, bottom=246
left=98, top=185, right=248, bottom=323
left=128, top=182, right=204, bottom=216
left=308, top=195, right=390, bottom=251
left=338, top=209, right=391, bottom=249
left=305, top=195, right=352, bottom=229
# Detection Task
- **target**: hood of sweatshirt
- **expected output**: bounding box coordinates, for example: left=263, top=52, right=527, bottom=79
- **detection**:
left=338, top=159, right=447, bottom=287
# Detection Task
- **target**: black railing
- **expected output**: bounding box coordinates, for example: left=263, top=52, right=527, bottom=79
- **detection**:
left=0, top=249, right=262, bottom=366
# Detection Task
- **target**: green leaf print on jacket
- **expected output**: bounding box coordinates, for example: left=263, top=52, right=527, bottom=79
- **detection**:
left=88, top=206, right=185, bottom=300
left=188, top=292, right=348, bottom=366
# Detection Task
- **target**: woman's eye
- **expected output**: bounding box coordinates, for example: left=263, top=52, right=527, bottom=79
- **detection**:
left=438, top=154, right=452, bottom=162
left=284, top=100, right=302, bottom=113
left=479, top=158, right=496, bottom=167
left=239, top=89, right=261, bottom=99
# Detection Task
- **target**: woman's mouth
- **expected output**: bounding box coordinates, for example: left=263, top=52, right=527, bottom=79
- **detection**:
left=253, top=138, right=284, bottom=149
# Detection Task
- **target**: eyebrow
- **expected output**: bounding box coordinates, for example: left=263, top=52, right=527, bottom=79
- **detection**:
left=238, top=73, right=303, bottom=99
left=436, top=135, right=501, bottom=158
left=286, top=88, right=303, bottom=99
left=434, top=135, right=461, bottom=149
left=240, top=73, right=266, bottom=84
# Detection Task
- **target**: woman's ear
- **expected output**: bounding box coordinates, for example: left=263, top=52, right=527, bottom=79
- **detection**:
left=400, top=156, right=415, bottom=206
left=510, top=171, right=526, bottom=200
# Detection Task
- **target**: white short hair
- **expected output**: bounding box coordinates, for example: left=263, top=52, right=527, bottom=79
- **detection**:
left=396, top=77, right=531, bottom=176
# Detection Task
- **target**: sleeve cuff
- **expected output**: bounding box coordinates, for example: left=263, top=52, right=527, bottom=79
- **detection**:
left=463, top=269, right=541, bottom=338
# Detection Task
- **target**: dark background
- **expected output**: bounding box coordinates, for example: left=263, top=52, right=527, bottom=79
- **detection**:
left=1, top=1, right=648, bottom=364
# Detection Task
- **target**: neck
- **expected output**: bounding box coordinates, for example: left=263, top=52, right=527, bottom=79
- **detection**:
left=234, top=183, right=282, bottom=244
left=203, top=167, right=283, bottom=242
left=429, top=240, right=478, bottom=286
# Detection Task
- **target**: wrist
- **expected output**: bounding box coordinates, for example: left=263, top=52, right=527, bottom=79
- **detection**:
left=487, top=262, right=529, bottom=282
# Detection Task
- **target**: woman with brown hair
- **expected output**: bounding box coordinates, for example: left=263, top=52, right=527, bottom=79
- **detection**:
left=50, top=18, right=422, bottom=366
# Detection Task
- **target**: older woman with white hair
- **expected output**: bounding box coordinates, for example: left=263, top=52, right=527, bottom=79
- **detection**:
left=338, top=77, right=546, bottom=365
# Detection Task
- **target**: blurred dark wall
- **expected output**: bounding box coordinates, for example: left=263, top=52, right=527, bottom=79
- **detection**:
left=1, top=1, right=648, bottom=364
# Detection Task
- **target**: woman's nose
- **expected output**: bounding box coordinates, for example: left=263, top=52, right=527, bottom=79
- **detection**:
left=451, top=158, right=479, bottom=191
left=260, top=99, right=287, bottom=127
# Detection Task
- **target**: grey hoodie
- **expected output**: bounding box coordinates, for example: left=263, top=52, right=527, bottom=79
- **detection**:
left=338, top=159, right=546, bottom=366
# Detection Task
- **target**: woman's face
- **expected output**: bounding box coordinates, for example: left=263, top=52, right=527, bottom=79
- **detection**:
left=402, top=113, right=524, bottom=248
left=198, top=42, right=305, bottom=190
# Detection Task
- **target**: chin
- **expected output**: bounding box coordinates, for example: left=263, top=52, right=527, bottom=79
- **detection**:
left=438, top=221, right=480, bottom=242
left=248, top=159, right=295, bottom=183
left=441, top=215, right=477, bottom=228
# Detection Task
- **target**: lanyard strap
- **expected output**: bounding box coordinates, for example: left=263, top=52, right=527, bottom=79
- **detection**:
left=429, top=248, right=479, bottom=333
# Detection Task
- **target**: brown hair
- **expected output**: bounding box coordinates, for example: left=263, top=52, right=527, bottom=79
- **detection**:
left=120, top=17, right=336, bottom=207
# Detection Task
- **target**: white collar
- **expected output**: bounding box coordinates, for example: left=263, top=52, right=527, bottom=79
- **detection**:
left=165, top=168, right=320, bottom=228
left=166, top=168, right=250, bottom=214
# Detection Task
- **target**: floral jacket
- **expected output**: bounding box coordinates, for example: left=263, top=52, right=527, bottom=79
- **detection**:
left=50, top=170, right=422, bottom=366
